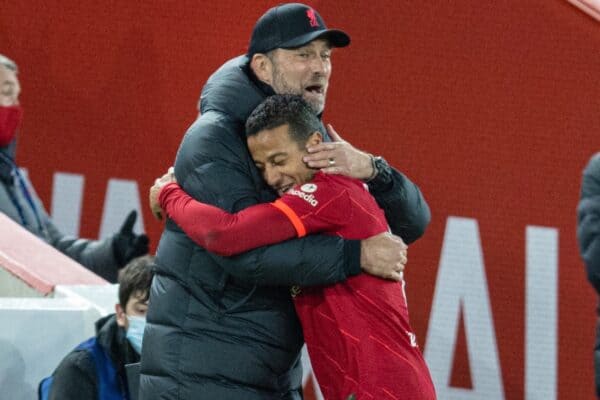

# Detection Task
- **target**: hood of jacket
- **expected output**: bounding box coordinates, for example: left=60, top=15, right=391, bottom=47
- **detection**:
left=198, top=55, right=328, bottom=140
left=199, top=55, right=274, bottom=126
left=95, top=313, right=140, bottom=370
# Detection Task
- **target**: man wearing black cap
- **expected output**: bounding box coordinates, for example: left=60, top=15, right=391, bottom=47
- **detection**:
left=140, top=3, right=430, bottom=399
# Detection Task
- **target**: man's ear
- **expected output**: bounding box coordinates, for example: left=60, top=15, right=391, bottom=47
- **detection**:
left=250, top=53, right=273, bottom=85
left=115, top=303, right=128, bottom=329
left=307, top=131, right=323, bottom=147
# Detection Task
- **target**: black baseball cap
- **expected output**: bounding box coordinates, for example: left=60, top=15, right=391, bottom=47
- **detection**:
left=248, top=3, right=350, bottom=56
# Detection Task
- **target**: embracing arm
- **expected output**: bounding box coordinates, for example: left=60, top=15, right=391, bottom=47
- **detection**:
left=210, top=233, right=361, bottom=286
left=577, top=153, right=600, bottom=294
left=167, top=119, right=363, bottom=287
left=155, top=173, right=383, bottom=286
left=158, top=182, right=298, bottom=256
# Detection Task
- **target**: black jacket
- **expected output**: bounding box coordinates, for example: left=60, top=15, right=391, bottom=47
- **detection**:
left=48, top=314, right=139, bottom=400
left=577, top=152, right=600, bottom=395
left=0, top=140, right=121, bottom=282
left=139, top=55, right=430, bottom=399
left=578, top=152, right=600, bottom=298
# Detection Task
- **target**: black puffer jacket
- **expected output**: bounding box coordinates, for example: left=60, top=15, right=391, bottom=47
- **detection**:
left=577, top=152, right=600, bottom=396
left=579, top=152, right=600, bottom=294
left=139, top=55, right=430, bottom=400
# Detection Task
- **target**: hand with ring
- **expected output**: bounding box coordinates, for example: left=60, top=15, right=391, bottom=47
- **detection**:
left=304, top=124, right=375, bottom=180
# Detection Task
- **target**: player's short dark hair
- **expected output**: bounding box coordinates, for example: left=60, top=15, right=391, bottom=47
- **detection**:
left=118, top=255, right=154, bottom=308
left=245, top=94, right=322, bottom=145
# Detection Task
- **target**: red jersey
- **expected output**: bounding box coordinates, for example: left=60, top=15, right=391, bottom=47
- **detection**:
left=160, top=172, right=436, bottom=400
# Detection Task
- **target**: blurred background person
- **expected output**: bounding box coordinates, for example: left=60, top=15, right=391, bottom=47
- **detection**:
left=578, top=152, right=600, bottom=398
left=0, top=53, right=149, bottom=282
left=38, top=254, right=155, bottom=400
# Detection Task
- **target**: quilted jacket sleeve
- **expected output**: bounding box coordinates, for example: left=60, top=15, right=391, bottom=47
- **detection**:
left=369, top=167, right=431, bottom=244
left=20, top=174, right=119, bottom=282
left=578, top=152, right=600, bottom=294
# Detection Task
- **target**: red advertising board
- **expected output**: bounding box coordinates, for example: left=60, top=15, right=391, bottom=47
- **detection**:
left=2, top=1, right=600, bottom=398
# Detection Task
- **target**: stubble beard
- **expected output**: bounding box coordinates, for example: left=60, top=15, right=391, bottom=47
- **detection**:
left=271, top=67, right=325, bottom=115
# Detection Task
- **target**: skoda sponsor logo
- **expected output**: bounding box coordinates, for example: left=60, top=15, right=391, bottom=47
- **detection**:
left=300, top=183, right=317, bottom=193
left=288, top=188, right=318, bottom=207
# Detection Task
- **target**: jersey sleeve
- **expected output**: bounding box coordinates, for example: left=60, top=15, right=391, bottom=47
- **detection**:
left=159, top=183, right=297, bottom=256
left=276, top=180, right=351, bottom=237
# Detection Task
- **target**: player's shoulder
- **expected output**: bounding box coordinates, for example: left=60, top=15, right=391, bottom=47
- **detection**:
left=313, top=173, right=367, bottom=194
left=587, top=152, right=600, bottom=174
left=286, top=173, right=353, bottom=206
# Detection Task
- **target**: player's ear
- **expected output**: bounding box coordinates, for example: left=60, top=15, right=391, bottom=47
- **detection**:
left=307, top=131, right=323, bottom=146
left=250, top=53, right=273, bottom=85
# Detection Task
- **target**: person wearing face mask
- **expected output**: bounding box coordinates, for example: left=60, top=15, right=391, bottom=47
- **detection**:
left=38, top=255, right=154, bottom=400
left=0, top=54, right=149, bottom=283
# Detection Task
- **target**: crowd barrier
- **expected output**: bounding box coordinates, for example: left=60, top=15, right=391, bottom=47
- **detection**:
left=0, top=213, right=115, bottom=399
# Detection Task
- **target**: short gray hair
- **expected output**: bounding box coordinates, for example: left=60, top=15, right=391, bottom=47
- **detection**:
left=0, top=54, right=18, bottom=73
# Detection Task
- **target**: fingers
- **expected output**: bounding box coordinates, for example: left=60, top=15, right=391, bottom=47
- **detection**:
left=150, top=203, right=163, bottom=221
left=381, top=267, right=403, bottom=282
left=326, top=124, right=343, bottom=142
left=320, top=166, right=343, bottom=175
left=120, top=210, right=137, bottom=234
left=135, top=233, right=150, bottom=248
left=390, top=237, right=408, bottom=279
left=304, top=157, right=337, bottom=170
left=303, top=144, right=345, bottom=169
left=305, top=141, right=340, bottom=154
left=157, top=173, right=175, bottom=184
left=149, top=182, right=164, bottom=221
left=392, top=235, right=408, bottom=251
left=152, top=173, right=177, bottom=192
left=388, top=271, right=403, bottom=282
left=389, top=256, right=407, bottom=281
left=153, top=210, right=163, bottom=221
left=399, top=251, right=408, bottom=267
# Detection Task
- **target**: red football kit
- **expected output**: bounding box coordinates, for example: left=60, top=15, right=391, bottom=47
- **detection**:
left=160, top=172, right=436, bottom=400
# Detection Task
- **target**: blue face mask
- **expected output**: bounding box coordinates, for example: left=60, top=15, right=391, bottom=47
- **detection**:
left=125, top=315, right=146, bottom=354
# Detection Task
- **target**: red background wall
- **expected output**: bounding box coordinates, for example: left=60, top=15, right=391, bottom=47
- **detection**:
left=2, top=1, right=600, bottom=398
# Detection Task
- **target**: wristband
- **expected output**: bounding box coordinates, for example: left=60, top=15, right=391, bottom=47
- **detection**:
left=366, top=154, right=379, bottom=182
left=367, top=156, right=393, bottom=192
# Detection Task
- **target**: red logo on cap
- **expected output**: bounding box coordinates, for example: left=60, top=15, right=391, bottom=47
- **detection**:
left=306, top=9, right=319, bottom=27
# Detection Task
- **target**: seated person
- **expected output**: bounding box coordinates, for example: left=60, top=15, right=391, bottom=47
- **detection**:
left=0, top=53, right=148, bottom=282
left=150, top=95, right=436, bottom=400
left=39, top=255, right=154, bottom=400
